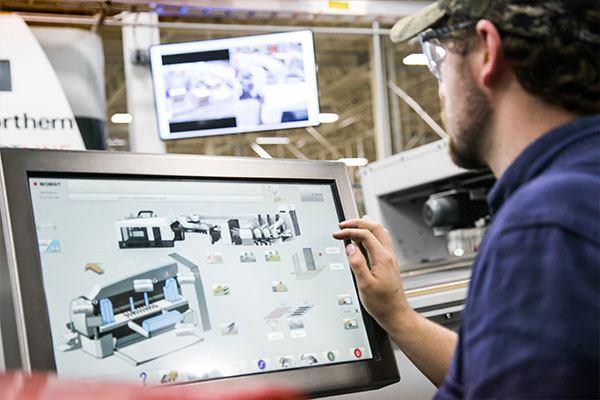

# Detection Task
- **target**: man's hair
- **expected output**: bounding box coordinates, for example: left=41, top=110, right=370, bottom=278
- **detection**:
left=445, top=3, right=600, bottom=115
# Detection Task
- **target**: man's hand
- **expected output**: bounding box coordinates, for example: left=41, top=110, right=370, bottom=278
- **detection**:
left=332, top=218, right=412, bottom=332
left=333, top=217, right=459, bottom=388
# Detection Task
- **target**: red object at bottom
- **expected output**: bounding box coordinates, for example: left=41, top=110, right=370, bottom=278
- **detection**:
left=0, top=373, right=306, bottom=400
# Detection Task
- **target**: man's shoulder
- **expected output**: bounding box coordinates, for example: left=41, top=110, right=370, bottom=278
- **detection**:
left=495, top=170, right=599, bottom=242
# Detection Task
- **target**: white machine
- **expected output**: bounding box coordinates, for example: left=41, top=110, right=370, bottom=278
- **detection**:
left=59, top=254, right=210, bottom=366
left=116, top=205, right=301, bottom=249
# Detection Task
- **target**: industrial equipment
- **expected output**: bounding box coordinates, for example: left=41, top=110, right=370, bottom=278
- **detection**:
left=60, top=255, right=209, bottom=366
left=116, top=205, right=301, bottom=249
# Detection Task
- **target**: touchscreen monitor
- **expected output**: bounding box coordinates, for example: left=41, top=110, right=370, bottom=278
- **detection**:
left=27, top=176, right=373, bottom=385
left=150, top=30, right=320, bottom=140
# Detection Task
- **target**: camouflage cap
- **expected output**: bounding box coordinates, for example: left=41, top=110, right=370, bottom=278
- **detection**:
left=390, top=0, right=598, bottom=43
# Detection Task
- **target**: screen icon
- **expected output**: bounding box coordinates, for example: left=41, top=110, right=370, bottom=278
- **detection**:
left=343, top=318, right=359, bottom=330
left=212, top=283, right=231, bottom=296
left=337, top=294, right=352, bottom=306
left=300, top=353, right=319, bottom=366
left=278, top=356, right=294, bottom=368
left=139, top=371, right=148, bottom=385
left=350, top=347, right=366, bottom=359
left=257, top=359, right=267, bottom=370
left=160, top=370, right=179, bottom=384
left=271, top=280, right=288, bottom=293
left=327, top=351, right=336, bottom=361
left=253, top=358, right=271, bottom=370
left=219, top=322, right=238, bottom=335
left=239, top=251, right=256, bottom=263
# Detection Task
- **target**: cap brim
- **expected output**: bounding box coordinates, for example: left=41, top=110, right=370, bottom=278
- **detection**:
left=390, top=2, right=446, bottom=43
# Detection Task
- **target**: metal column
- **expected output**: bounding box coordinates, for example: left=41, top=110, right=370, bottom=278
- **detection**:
left=371, top=21, right=392, bottom=160
left=386, top=40, right=403, bottom=153
left=121, top=12, right=166, bottom=153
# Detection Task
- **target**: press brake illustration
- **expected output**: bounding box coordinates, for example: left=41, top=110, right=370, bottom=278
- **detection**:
left=59, top=254, right=210, bottom=365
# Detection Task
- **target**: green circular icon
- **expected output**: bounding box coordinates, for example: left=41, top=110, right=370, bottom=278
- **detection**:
left=327, top=351, right=335, bottom=361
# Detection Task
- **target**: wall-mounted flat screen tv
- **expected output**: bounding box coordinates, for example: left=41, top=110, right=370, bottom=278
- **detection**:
left=150, top=30, right=320, bottom=140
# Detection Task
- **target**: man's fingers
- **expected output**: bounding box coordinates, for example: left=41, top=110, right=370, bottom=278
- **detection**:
left=332, top=228, right=388, bottom=264
left=344, top=243, right=374, bottom=286
left=338, top=219, right=394, bottom=249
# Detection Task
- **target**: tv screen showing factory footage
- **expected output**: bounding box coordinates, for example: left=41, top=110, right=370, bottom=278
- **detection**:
left=151, top=31, right=320, bottom=140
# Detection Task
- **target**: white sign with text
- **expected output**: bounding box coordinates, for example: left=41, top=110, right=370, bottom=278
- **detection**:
left=0, top=13, right=85, bottom=150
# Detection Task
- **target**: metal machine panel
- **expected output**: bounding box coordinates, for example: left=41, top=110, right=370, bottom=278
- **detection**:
left=360, top=139, right=493, bottom=271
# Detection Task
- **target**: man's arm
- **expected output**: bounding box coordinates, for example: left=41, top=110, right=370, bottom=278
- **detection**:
left=333, top=218, right=457, bottom=387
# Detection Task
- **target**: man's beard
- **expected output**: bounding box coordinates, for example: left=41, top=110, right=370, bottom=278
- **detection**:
left=442, top=69, right=492, bottom=170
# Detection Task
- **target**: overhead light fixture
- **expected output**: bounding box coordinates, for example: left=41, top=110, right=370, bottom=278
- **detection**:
left=105, top=138, right=128, bottom=147
left=110, top=113, right=133, bottom=124
left=337, top=157, right=369, bottom=167
left=402, top=53, right=428, bottom=66
left=255, top=137, right=290, bottom=145
left=318, top=113, right=339, bottom=124
left=250, top=143, right=273, bottom=159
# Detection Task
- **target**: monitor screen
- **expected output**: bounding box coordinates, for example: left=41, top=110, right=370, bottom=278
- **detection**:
left=28, top=176, right=373, bottom=385
left=150, top=30, right=320, bottom=140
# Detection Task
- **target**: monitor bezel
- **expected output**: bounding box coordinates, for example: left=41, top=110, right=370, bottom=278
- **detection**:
left=0, top=148, right=399, bottom=398
left=149, top=30, right=321, bottom=141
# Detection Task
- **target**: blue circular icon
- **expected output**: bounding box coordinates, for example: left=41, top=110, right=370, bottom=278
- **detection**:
left=257, top=359, right=266, bottom=370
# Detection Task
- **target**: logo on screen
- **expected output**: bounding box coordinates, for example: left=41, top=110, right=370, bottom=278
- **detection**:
left=38, top=181, right=61, bottom=187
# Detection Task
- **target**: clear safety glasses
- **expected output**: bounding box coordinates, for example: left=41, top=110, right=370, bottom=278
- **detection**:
left=419, top=21, right=474, bottom=81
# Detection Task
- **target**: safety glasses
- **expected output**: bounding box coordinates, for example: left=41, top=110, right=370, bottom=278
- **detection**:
left=419, top=21, right=474, bottom=81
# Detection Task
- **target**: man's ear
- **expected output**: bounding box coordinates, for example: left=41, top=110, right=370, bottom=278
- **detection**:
left=474, top=19, right=505, bottom=88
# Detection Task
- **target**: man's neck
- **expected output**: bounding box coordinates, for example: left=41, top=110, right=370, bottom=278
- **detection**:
left=484, top=87, right=580, bottom=178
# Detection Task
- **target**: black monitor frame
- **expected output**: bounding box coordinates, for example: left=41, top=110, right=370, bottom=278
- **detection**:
left=0, top=148, right=399, bottom=397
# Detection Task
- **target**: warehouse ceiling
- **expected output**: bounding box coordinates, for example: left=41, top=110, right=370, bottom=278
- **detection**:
left=0, top=1, right=432, bottom=24
left=1, top=1, right=443, bottom=163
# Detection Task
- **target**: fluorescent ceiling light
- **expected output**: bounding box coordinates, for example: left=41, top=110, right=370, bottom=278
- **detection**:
left=255, top=137, right=290, bottom=145
left=250, top=143, right=273, bottom=159
left=337, top=157, right=369, bottom=167
left=318, top=113, right=339, bottom=124
left=110, top=113, right=132, bottom=124
left=402, top=53, right=428, bottom=66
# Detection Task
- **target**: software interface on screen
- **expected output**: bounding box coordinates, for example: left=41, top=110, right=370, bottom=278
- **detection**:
left=29, top=176, right=373, bottom=385
left=150, top=30, right=320, bottom=140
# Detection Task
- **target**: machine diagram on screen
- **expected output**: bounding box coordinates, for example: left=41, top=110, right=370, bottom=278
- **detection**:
left=264, top=302, right=313, bottom=334
left=116, top=205, right=301, bottom=249
left=292, top=247, right=325, bottom=279
left=56, top=253, right=211, bottom=366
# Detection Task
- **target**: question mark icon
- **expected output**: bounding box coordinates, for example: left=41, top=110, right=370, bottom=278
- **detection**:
left=139, top=372, right=148, bottom=386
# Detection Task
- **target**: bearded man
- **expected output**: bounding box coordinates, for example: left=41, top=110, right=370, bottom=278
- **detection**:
left=333, top=1, right=599, bottom=398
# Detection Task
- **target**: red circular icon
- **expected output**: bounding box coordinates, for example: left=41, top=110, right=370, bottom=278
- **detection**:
left=353, top=348, right=362, bottom=358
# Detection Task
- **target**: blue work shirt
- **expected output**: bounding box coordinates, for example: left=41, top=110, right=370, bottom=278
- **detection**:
left=435, top=115, right=600, bottom=399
